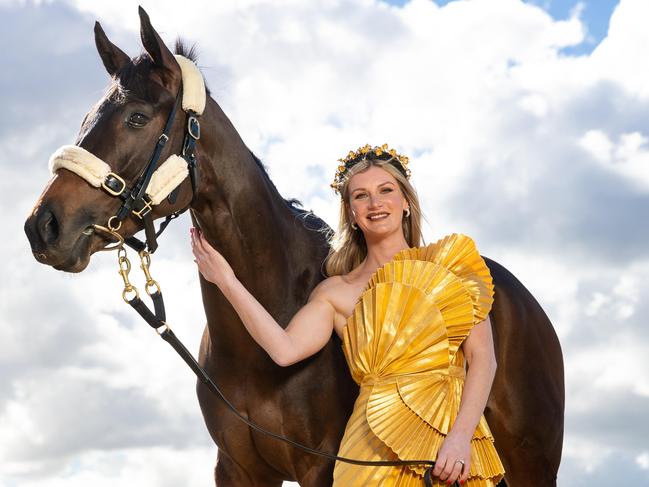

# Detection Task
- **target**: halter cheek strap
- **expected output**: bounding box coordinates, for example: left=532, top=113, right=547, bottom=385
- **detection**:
left=47, top=55, right=205, bottom=253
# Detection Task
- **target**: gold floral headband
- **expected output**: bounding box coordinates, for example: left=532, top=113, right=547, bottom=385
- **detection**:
left=330, top=144, right=411, bottom=196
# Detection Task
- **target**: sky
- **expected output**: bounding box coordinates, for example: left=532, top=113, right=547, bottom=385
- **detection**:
left=1, top=0, right=648, bottom=486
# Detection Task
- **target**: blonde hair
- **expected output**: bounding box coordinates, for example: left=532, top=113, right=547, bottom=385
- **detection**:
left=325, top=160, right=424, bottom=276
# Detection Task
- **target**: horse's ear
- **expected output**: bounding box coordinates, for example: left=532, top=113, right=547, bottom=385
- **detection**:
left=138, top=6, right=180, bottom=90
left=94, top=21, right=130, bottom=76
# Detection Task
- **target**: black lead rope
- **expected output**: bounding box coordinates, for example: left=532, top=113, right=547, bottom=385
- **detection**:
left=126, top=291, right=459, bottom=487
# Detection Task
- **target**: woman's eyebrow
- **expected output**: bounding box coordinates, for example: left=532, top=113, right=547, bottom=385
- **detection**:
left=350, top=181, right=395, bottom=193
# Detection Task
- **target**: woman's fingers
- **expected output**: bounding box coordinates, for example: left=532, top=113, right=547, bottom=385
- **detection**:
left=191, top=228, right=206, bottom=251
left=447, top=460, right=463, bottom=484
left=440, top=459, right=457, bottom=482
left=434, top=454, right=465, bottom=484
left=460, top=459, right=471, bottom=484
left=191, top=228, right=208, bottom=253
left=190, top=228, right=206, bottom=264
left=432, top=454, right=447, bottom=478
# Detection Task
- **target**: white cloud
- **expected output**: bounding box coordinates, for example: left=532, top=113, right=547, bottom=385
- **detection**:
left=579, top=129, right=649, bottom=190
left=638, top=451, right=649, bottom=470
left=579, top=129, right=613, bottom=162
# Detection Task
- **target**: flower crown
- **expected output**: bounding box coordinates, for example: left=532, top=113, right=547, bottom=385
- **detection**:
left=330, top=144, right=411, bottom=196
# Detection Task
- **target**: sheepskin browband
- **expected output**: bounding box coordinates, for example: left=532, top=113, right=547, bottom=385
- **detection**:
left=48, top=55, right=203, bottom=206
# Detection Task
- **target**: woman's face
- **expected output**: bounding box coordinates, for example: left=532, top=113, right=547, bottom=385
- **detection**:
left=346, top=165, right=409, bottom=239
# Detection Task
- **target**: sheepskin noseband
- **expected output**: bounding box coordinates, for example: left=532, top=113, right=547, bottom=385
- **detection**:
left=48, top=55, right=205, bottom=207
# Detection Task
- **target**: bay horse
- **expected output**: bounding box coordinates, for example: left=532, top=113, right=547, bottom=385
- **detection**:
left=24, top=8, right=564, bottom=486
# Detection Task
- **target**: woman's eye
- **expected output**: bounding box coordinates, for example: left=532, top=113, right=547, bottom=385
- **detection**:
left=381, top=188, right=393, bottom=193
left=127, top=112, right=149, bottom=128
left=355, top=193, right=367, bottom=199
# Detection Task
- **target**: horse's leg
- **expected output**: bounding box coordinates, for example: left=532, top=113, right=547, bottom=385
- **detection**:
left=214, top=449, right=284, bottom=487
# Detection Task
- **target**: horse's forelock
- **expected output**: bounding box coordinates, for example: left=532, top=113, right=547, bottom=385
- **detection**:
left=109, top=40, right=204, bottom=104
left=174, top=39, right=199, bottom=62
left=112, top=54, right=159, bottom=104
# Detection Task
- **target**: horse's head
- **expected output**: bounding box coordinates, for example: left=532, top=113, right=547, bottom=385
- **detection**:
left=24, top=7, right=202, bottom=272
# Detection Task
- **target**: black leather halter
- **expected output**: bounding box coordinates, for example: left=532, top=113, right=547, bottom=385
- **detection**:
left=101, top=85, right=200, bottom=253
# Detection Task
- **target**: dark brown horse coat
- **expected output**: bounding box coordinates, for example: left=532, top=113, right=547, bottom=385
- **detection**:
left=24, top=8, right=563, bottom=487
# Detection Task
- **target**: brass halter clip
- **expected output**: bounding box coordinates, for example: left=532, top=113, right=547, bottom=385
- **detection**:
left=118, top=247, right=140, bottom=302
left=138, top=250, right=161, bottom=296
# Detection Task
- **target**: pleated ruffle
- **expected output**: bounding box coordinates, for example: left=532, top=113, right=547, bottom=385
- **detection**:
left=391, top=233, right=494, bottom=324
left=337, top=233, right=504, bottom=486
left=366, top=380, right=503, bottom=479
left=343, top=282, right=450, bottom=385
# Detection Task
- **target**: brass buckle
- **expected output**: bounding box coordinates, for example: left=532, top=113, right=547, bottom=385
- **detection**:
left=102, top=172, right=126, bottom=196
left=187, top=116, right=200, bottom=140
left=132, top=196, right=153, bottom=219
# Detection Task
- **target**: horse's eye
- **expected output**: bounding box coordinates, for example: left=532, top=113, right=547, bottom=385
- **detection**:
left=127, top=112, right=149, bottom=128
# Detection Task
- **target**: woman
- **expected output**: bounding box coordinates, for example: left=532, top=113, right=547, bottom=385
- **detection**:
left=190, top=144, right=506, bottom=486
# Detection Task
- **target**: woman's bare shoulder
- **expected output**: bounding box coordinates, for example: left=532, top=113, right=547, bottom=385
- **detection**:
left=309, top=274, right=347, bottom=302
left=309, top=275, right=359, bottom=333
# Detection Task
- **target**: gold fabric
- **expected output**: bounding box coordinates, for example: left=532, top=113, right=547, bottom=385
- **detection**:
left=334, top=233, right=506, bottom=486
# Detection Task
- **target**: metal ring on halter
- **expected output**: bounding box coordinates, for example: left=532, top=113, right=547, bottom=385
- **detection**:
left=91, top=223, right=125, bottom=251
left=122, top=286, right=140, bottom=303
left=145, top=280, right=161, bottom=296
left=155, top=322, right=170, bottom=335
left=108, top=216, right=122, bottom=231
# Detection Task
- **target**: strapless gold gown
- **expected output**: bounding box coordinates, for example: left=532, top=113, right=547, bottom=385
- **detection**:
left=334, top=234, right=506, bottom=486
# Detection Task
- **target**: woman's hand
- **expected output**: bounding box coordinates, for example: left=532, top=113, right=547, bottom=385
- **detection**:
left=432, top=429, right=471, bottom=485
left=190, top=227, right=235, bottom=289
left=188, top=227, right=334, bottom=367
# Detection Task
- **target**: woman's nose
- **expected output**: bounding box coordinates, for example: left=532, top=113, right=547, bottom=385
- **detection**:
left=368, top=193, right=384, bottom=207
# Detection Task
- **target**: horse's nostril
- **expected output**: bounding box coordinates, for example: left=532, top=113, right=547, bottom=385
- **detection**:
left=38, top=208, right=60, bottom=245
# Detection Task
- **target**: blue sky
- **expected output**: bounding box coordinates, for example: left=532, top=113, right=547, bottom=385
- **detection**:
left=382, top=0, right=619, bottom=54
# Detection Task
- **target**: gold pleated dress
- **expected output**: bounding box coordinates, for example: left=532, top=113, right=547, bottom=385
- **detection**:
left=334, top=233, right=506, bottom=487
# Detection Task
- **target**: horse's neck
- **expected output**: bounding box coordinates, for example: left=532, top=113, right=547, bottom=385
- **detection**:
left=189, top=99, right=320, bottom=332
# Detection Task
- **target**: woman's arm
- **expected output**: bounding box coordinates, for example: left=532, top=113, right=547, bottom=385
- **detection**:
left=191, top=228, right=335, bottom=367
left=432, top=315, right=498, bottom=484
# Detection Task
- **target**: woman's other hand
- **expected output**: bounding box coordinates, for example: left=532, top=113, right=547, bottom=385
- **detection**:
left=190, top=227, right=235, bottom=289
left=432, top=429, right=471, bottom=485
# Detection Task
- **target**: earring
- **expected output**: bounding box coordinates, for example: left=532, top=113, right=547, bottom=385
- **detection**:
left=404, top=208, right=411, bottom=218
left=351, top=222, right=358, bottom=230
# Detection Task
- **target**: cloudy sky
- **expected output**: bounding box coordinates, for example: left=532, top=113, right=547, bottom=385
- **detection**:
left=1, top=0, right=648, bottom=485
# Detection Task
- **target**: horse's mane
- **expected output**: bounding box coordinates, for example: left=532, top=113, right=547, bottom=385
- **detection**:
left=247, top=151, right=332, bottom=235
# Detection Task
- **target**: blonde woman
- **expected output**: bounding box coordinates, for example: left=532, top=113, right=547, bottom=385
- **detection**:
left=190, top=144, right=505, bottom=486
